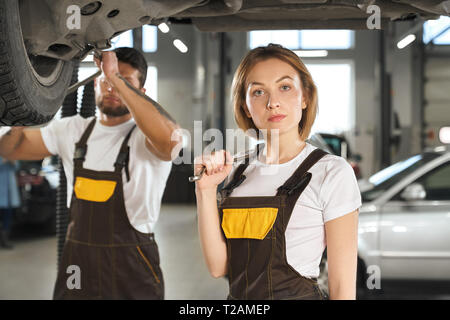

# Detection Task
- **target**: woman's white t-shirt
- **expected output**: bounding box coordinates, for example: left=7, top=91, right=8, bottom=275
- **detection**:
left=40, top=115, right=172, bottom=234
left=227, top=142, right=362, bottom=279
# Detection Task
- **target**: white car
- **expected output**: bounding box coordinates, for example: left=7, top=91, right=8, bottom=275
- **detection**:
left=319, top=145, right=450, bottom=298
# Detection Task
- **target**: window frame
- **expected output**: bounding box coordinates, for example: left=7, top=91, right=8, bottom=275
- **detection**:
left=142, top=24, right=158, bottom=53
left=423, top=16, right=450, bottom=46
left=110, top=29, right=134, bottom=50
left=302, top=59, right=356, bottom=136
left=247, top=29, right=355, bottom=50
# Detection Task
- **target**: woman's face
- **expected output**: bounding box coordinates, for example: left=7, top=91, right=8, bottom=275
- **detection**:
left=244, top=58, right=306, bottom=137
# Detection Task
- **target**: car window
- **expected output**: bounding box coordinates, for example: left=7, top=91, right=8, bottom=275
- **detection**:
left=320, top=134, right=354, bottom=158
left=413, top=161, right=450, bottom=201
left=322, top=136, right=342, bottom=156
left=361, top=153, right=441, bottom=202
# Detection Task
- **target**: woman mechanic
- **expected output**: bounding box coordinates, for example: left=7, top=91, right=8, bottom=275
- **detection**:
left=194, top=44, right=362, bottom=300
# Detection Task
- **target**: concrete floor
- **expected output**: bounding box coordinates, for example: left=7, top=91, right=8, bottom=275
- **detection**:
left=1, top=203, right=450, bottom=300
left=0, top=204, right=228, bottom=300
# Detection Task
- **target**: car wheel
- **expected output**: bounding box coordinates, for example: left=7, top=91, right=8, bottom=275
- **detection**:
left=0, top=0, right=74, bottom=126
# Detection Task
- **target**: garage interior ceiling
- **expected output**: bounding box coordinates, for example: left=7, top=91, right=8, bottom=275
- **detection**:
left=181, top=0, right=450, bottom=31
left=19, top=0, right=450, bottom=60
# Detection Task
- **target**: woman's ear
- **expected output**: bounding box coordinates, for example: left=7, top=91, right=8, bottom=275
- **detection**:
left=243, top=104, right=252, bottom=118
left=301, top=100, right=307, bottom=110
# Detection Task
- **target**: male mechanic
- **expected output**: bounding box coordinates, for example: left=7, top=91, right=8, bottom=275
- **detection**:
left=0, top=47, right=181, bottom=299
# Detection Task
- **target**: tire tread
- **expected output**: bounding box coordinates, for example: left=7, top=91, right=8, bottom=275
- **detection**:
left=0, top=4, right=59, bottom=126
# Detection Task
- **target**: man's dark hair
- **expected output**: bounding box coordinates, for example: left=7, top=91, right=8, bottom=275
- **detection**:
left=113, top=47, right=148, bottom=88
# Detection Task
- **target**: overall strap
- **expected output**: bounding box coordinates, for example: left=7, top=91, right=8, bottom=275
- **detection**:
left=276, top=148, right=328, bottom=196
left=220, top=163, right=248, bottom=198
left=220, top=144, right=263, bottom=198
left=73, top=118, right=97, bottom=168
left=114, top=124, right=137, bottom=182
left=276, top=148, right=328, bottom=231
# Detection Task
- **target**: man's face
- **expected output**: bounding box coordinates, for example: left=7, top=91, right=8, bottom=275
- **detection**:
left=94, top=61, right=143, bottom=117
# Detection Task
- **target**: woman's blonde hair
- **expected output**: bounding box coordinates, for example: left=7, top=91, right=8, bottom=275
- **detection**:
left=231, top=44, right=318, bottom=140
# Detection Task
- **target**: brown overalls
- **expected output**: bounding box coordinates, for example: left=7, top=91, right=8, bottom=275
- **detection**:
left=218, top=148, right=328, bottom=300
left=53, top=118, right=164, bottom=300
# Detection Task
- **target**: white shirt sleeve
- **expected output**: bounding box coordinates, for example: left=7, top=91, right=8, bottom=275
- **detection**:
left=40, top=115, right=86, bottom=156
left=319, top=156, right=362, bottom=223
left=132, top=129, right=172, bottom=166
left=40, top=118, right=66, bottom=156
left=0, top=127, right=11, bottom=138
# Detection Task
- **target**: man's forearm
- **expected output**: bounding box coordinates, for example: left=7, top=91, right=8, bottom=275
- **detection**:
left=116, top=73, right=176, bottom=123
left=0, top=128, right=24, bottom=159
left=110, top=73, right=181, bottom=158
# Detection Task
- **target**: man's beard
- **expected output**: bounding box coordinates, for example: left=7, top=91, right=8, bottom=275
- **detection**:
left=98, top=101, right=130, bottom=117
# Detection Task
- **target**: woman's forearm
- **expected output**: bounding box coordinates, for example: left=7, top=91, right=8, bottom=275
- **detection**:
left=328, top=279, right=356, bottom=300
left=325, top=210, right=359, bottom=300
left=196, top=187, right=228, bottom=278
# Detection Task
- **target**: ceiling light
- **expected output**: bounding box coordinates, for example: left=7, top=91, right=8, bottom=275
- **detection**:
left=439, top=127, right=450, bottom=144
left=397, top=34, right=416, bottom=49
left=158, top=23, right=170, bottom=33
left=173, top=39, right=188, bottom=53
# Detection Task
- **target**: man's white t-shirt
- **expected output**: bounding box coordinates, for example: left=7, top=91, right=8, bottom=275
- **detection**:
left=40, top=115, right=172, bottom=234
left=227, top=142, right=362, bottom=279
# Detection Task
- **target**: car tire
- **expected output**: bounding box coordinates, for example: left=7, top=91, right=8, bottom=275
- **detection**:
left=0, top=0, right=74, bottom=126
